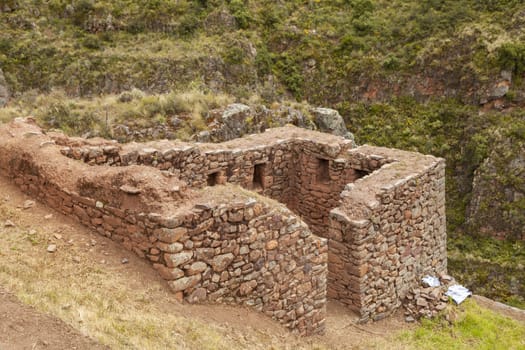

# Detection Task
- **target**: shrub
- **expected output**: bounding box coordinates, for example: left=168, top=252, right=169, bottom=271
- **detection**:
left=338, top=33, right=368, bottom=53
left=223, top=45, right=246, bottom=65
left=352, top=17, right=375, bottom=35
left=81, top=35, right=102, bottom=50
left=70, top=0, right=94, bottom=26
left=349, top=0, right=374, bottom=18
left=273, top=54, right=304, bottom=99
left=39, top=101, right=97, bottom=135
left=259, top=6, right=282, bottom=29
left=178, top=14, right=200, bottom=36
left=228, top=0, right=251, bottom=29
left=383, top=55, right=400, bottom=70
left=497, top=43, right=525, bottom=76
left=255, top=45, right=272, bottom=77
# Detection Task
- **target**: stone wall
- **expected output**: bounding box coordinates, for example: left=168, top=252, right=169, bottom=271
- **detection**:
left=327, top=147, right=447, bottom=320
left=287, top=144, right=392, bottom=237
left=56, top=131, right=358, bottom=235
left=0, top=118, right=448, bottom=332
left=157, top=195, right=327, bottom=335
left=0, top=120, right=327, bottom=335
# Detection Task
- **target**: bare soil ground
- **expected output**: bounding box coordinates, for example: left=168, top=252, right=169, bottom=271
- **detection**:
left=0, top=172, right=413, bottom=349
left=0, top=288, right=107, bottom=350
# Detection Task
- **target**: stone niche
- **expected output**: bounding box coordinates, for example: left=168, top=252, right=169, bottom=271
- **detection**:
left=0, top=118, right=447, bottom=335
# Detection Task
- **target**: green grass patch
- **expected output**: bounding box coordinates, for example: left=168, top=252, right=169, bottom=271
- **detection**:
left=400, top=299, right=525, bottom=350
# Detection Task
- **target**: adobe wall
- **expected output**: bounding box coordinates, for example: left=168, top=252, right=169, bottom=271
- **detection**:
left=0, top=118, right=447, bottom=331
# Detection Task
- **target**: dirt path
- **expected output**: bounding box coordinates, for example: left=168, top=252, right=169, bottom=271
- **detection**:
left=0, top=289, right=107, bottom=350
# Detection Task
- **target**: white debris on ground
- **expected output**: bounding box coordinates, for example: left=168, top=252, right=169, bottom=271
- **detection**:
left=446, top=285, right=472, bottom=305
left=403, top=273, right=471, bottom=322
left=422, top=275, right=441, bottom=288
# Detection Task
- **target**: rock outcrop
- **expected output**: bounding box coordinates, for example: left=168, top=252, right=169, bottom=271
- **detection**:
left=0, top=0, right=18, bottom=13
left=0, top=68, right=9, bottom=107
left=467, top=139, right=525, bottom=240
left=311, top=107, right=354, bottom=142
left=197, top=104, right=354, bottom=143
left=198, top=103, right=316, bottom=142
left=112, top=102, right=356, bottom=144
left=203, top=103, right=252, bottom=141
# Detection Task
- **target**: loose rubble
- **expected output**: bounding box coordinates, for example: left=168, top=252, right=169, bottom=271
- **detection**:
left=21, top=200, right=35, bottom=209
left=403, top=274, right=461, bottom=321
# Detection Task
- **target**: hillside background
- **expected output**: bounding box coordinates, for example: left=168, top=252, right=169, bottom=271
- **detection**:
left=0, top=0, right=524, bottom=307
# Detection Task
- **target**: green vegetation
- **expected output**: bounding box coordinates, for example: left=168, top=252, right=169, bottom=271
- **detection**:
left=341, top=98, right=525, bottom=232
left=449, top=236, right=525, bottom=308
left=400, top=299, right=525, bottom=350
left=2, top=0, right=525, bottom=100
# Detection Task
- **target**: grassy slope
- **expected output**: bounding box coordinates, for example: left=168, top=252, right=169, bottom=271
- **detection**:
left=399, top=299, right=525, bottom=350
left=2, top=1, right=525, bottom=100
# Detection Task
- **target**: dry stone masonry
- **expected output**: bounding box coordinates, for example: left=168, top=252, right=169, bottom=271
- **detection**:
left=0, top=118, right=446, bottom=335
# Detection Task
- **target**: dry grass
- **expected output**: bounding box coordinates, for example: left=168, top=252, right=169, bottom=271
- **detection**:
left=0, top=199, right=323, bottom=350
left=0, top=88, right=235, bottom=138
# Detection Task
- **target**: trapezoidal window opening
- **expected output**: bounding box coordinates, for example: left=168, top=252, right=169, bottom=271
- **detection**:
left=252, top=163, right=266, bottom=190
left=207, top=171, right=219, bottom=186
left=317, top=158, right=330, bottom=184
left=355, top=169, right=370, bottom=179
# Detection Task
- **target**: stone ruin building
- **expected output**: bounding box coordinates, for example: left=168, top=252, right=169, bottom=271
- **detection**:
left=0, top=118, right=447, bottom=335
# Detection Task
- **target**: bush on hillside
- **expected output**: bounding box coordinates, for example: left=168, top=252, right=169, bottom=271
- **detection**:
left=497, top=43, right=525, bottom=76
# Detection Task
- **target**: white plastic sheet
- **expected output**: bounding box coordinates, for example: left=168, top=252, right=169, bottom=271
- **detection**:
left=422, top=275, right=441, bottom=287
left=446, top=285, right=472, bottom=304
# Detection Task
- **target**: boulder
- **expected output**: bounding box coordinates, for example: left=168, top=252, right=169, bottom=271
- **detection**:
left=165, top=251, right=193, bottom=268
left=0, top=0, right=18, bottom=12
left=204, top=8, right=237, bottom=34
left=210, top=253, right=234, bottom=272
left=168, top=275, right=201, bottom=292
left=311, top=107, right=355, bottom=142
left=204, top=103, right=313, bottom=142
left=210, top=103, right=252, bottom=141
left=488, top=81, right=510, bottom=100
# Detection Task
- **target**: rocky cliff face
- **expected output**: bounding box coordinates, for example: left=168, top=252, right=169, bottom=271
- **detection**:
left=467, top=139, right=525, bottom=240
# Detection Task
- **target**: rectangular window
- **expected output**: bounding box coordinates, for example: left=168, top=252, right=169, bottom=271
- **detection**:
left=317, top=158, right=330, bottom=183
left=253, top=163, right=266, bottom=189
left=207, top=172, right=219, bottom=186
